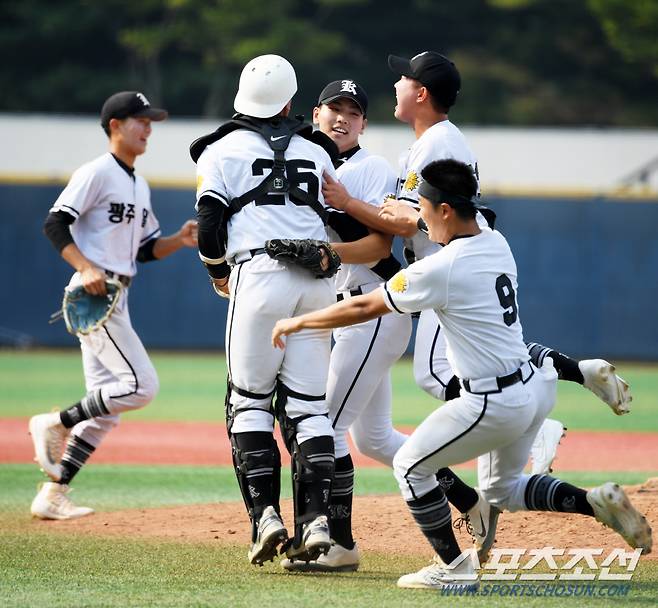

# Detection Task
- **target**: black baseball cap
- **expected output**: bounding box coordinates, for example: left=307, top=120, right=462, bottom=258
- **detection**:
left=318, top=79, right=368, bottom=116
left=388, top=51, right=461, bottom=109
left=100, top=91, right=168, bottom=130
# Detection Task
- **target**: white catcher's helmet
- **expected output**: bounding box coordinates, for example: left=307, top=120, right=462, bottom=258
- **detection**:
left=234, top=54, right=298, bottom=118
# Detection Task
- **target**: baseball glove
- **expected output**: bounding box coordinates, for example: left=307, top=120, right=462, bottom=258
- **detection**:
left=61, top=279, right=123, bottom=335
left=265, top=239, right=341, bottom=279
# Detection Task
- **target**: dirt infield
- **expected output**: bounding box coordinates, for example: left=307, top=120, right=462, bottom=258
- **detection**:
left=3, top=418, right=658, bottom=471
left=33, top=479, right=657, bottom=561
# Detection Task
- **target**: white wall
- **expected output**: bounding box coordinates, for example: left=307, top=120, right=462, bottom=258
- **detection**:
left=1, top=114, right=656, bottom=195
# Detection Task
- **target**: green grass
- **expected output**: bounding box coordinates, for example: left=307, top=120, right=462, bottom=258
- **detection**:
left=1, top=349, right=657, bottom=431
left=0, top=531, right=656, bottom=607
left=3, top=464, right=655, bottom=516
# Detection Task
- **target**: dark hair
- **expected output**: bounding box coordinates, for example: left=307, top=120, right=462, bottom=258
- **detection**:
left=420, top=159, right=478, bottom=219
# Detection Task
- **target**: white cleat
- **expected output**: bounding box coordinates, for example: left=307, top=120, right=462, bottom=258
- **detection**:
left=397, top=555, right=479, bottom=591
left=454, top=489, right=500, bottom=564
left=281, top=541, right=360, bottom=572
left=587, top=482, right=652, bottom=553
left=31, top=482, right=94, bottom=520
left=579, top=359, right=632, bottom=415
left=248, top=506, right=288, bottom=566
left=530, top=419, right=567, bottom=475
left=284, top=515, right=331, bottom=563
left=29, top=412, right=69, bottom=481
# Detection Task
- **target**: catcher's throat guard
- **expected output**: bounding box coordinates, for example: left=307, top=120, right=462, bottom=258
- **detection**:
left=60, top=278, right=123, bottom=335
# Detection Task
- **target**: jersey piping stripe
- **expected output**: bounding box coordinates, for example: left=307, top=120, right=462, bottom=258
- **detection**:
left=332, top=316, right=382, bottom=429
left=428, top=322, right=448, bottom=388
left=140, top=227, right=161, bottom=244
left=102, top=326, right=139, bottom=400
left=199, top=190, right=229, bottom=206
left=225, top=263, right=243, bottom=380
left=383, top=284, right=404, bottom=314
left=57, top=204, right=80, bottom=217
left=402, top=395, right=488, bottom=501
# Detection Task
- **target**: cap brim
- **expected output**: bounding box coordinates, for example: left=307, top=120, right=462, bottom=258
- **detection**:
left=133, top=108, right=168, bottom=121
left=387, top=54, right=414, bottom=78
left=319, top=94, right=365, bottom=115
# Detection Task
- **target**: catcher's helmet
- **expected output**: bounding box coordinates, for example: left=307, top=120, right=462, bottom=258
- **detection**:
left=234, top=55, right=298, bottom=119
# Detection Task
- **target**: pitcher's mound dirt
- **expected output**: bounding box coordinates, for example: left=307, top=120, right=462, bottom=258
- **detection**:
left=35, top=479, right=657, bottom=560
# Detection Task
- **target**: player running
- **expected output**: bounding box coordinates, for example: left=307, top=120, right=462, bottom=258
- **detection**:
left=272, top=158, right=652, bottom=590
left=29, top=91, right=198, bottom=519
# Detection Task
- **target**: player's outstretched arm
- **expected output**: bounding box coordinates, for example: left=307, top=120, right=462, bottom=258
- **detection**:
left=331, top=231, right=392, bottom=264
left=322, top=173, right=416, bottom=237
left=152, top=219, right=199, bottom=259
left=272, top=290, right=390, bottom=349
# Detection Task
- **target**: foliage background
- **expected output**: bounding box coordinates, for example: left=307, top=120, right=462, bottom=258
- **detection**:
left=2, top=0, right=657, bottom=125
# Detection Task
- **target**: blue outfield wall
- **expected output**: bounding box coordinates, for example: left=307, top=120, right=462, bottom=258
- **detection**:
left=1, top=183, right=657, bottom=360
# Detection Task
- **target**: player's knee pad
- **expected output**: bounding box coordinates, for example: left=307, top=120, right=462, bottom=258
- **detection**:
left=225, top=376, right=275, bottom=434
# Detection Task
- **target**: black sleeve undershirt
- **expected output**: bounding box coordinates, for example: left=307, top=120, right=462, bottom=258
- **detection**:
left=196, top=195, right=230, bottom=279
left=136, top=238, right=158, bottom=263
left=43, top=211, right=75, bottom=253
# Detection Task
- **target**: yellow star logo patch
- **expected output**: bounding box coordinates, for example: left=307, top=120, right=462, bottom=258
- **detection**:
left=196, top=174, right=204, bottom=192
left=389, top=271, right=408, bottom=293
left=403, top=171, right=419, bottom=192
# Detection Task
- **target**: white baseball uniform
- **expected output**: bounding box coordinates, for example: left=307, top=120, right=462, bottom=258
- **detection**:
left=385, top=227, right=558, bottom=506
left=396, top=119, right=479, bottom=399
left=49, top=152, right=161, bottom=447
left=196, top=128, right=338, bottom=443
left=325, top=147, right=412, bottom=464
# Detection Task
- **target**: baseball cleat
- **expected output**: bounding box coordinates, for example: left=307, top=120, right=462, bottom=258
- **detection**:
left=31, top=482, right=94, bottom=520
left=397, top=555, right=478, bottom=591
left=29, top=412, right=69, bottom=481
left=579, top=359, right=632, bottom=415
left=454, top=489, right=500, bottom=564
left=284, top=515, right=331, bottom=563
left=586, top=483, right=652, bottom=553
left=530, top=418, right=567, bottom=475
left=248, top=506, right=289, bottom=566
left=281, top=541, right=360, bottom=572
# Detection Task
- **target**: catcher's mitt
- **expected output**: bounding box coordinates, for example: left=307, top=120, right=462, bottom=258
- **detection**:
left=61, top=279, right=123, bottom=335
left=265, top=239, right=341, bottom=279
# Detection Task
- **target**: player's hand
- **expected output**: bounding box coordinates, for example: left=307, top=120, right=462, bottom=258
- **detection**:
left=178, top=219, right=198, bottom=247
left=80, top=265, right=107, bottom=296
left=322, top=173, right=351, bottom=210
left=379, top=198, right=421, bottom=229
left=272, top=317, right=303, bottom=350
left=211, top=276, right=230, bottom=299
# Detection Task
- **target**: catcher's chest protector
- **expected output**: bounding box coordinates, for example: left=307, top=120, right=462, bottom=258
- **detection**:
left=190, top=116, right=327, bottom=223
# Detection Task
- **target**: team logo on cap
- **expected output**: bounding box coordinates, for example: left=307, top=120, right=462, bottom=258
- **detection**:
left=136, top=92, right=150, bottom=107
left=340, top=80, right=357, bottom=95
left=389, top=271, right=408, bottom=293
left=403, top=170, right=419, bottom=192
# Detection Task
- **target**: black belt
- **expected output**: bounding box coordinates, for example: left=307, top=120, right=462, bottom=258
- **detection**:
left=462, top=368, right=524, bottom=395
left=336, top=286, right=363, bottom=302
left=105, top=270, right=131, bottom=287
left=231, top=248, right=266, bottom=265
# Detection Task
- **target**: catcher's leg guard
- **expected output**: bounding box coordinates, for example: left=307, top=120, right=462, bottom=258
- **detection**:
left=275, top=381, right=334, bottom=557
left=225, top=378, right=281, bottom=539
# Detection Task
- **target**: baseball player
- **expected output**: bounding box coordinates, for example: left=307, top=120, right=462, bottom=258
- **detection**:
left=29, top=91, right=198, bottom=520
left=323, top=51, right=631, bottom=418
left=272, top=158, right=652, bottom=590
left=191, top=55, right=340, bottom=567
left=281, top=79, right=412, bottom=573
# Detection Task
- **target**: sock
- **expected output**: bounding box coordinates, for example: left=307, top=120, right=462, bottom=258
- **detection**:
left=329, top=454, right=355, bottom=549
left=524, top=474, right=594, bottom=516
left=60, top=389, right=110, bottom=428
left=407, top=485, right=462, bottom=564
left=232, top=431, right=279, bottom=523
left=526, top=342, right=584, bottom=384
left=297, top=435, right=335, bottom=518
left=59, top=435, right=96, bottom=485
left=437, top=468, right=479, bottom=513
